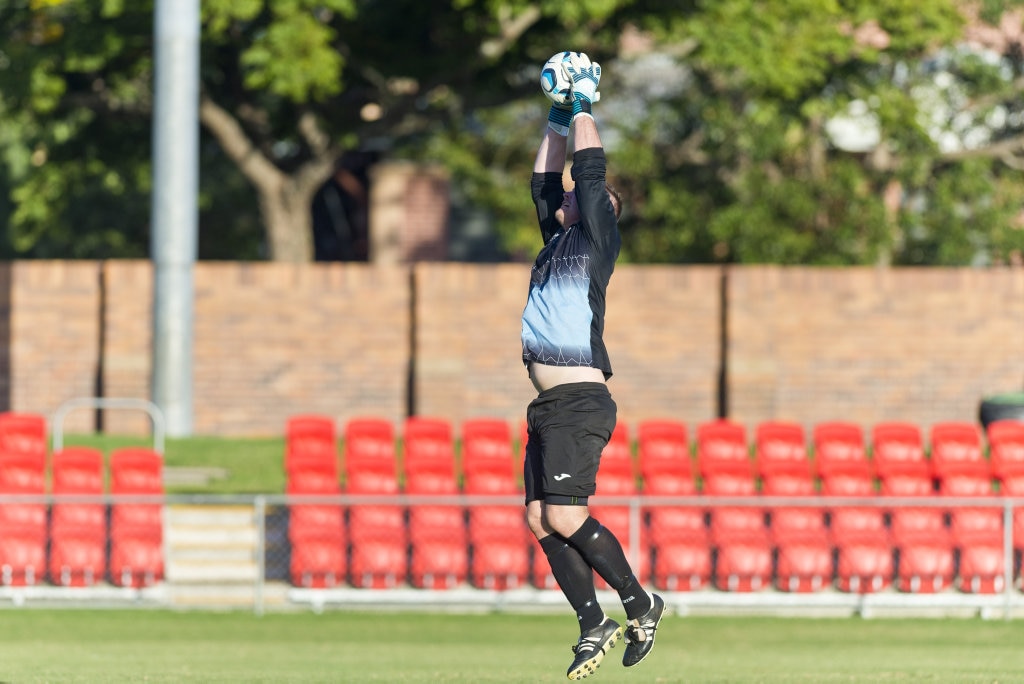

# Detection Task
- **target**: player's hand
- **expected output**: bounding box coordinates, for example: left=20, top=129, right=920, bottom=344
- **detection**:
left=547, top=102, right=572, bottom=136
left=563, top=52, right=601, bottom=118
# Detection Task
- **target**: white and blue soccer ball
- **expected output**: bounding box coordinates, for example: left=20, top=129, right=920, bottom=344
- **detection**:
left=539, top=51, right=574, bottom=106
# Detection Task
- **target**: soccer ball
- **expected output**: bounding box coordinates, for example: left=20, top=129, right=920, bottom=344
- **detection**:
left=539, top=51, right=574, bottom=106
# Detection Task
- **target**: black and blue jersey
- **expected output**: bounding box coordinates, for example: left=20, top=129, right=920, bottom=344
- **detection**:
left=521, top=148, right=621, bottom=379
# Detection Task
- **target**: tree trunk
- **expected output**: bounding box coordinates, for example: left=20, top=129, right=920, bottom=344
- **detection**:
left=199, top=94, right=334, bottom=262
left=258, top=175, right=318, bottom=262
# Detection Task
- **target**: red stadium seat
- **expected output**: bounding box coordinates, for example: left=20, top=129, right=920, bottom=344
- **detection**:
left=406, top=462, right=465, bottom=557
left=462, top=470, right=520, bottom=495
left=110, top=447, right=162, bottom=494
left=343, top=417, right=397, bottom=492
left=988, top=420, right=1024, bottom=481
left=956, top=544, right=1006, bottom=594
left=460, top=418, right=517, bottom=493
left=949, top=507, right=1003, bottom=548
left=895, top=542, right=954, bottom=594
left=403, top=417, right=456, bottom=479
left=882, top=472, right=947, bottom=547
left=762, top=472, right=816, bottom=497
left=813, top=421, right=871, bottom=480
left=288, top=509, right=345, bottom=591
left=652, top=540, right=711, bottom=592
left=595, top=466, right=638, bottom=497
left=647, top=505, right=708, bottom=547
left=469, top=541, right=530, bottom=590
left=288, top=505, right=345, bottom=545
left=820, top=471, right=875, bottom=498
left=880, top=471, right=933, bottom=497
left=52, top=446, right=104, bottom=494
left=410, top=540, right=469, bottom=589
left=109, top=447, right=164, bottom=587
left=349, top=539, right=407, bottom=588
left=286, top=453, right=341, bottom=495
left=830, top=506, right=887, bottom=546
left=644, top=427, right=705, bottom=544
left=697, top=420, right=752, bottom=478
left=710, top=507, right=768, bottom=547
left=343, top=417, right=395, bottom=462
left=637, top=419, right=691, bottom=483
left=0, top=412, right=47, bottom=458
left=713, top=537, right=773, bottom=592
left=762, top=474, right=826, bottom=545
left=467, top=505, right=528, bottom=547
left=929, top=421, right=988, bottom=481
left=50, top=446, right=107, bottom=586
left=109, top=535, right=164, bottom=587
left=0, top=533, right=45, bottom=586
left=775, top=540, right=834, bottom=593
left=0, top=451, right=47, bottom=541
left=348, top=502, right=405, bottom=545
left=871, top=422, right=930, bottom=480
left=290, top=537, right=346, bottom=588
left=755, top=420, right=811, bottom=480
left=835, top=540, right=893, bottom=593
left=941, top=472, right=994, bottom=497
left=890, top=507, right=949, bottom=547
left=50, top=533, right=106, bottom=587
left=285, top=414, right=337, bottom=476
left=770, top=505, right=828, bottom=546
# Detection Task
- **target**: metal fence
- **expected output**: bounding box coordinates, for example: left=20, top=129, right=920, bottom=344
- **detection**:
left=2, top=493, right=1024, bottom=619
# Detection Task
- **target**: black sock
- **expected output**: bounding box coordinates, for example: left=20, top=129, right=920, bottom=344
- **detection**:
left=539, top=534, right=604, bottom=632
left=567, top=516, right=652, bottom=621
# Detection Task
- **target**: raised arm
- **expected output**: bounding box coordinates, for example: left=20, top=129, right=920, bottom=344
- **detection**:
left=534, top=127, right=568, bottom=174
left=572, top=114, right=603, bottom=153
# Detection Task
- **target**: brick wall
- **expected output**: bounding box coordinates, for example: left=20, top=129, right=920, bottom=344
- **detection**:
left=9, top=261, right=102, bottom=435
left=729, top=266, right=1024, bottom=434
left=2, top=261, right=1022, bottom=437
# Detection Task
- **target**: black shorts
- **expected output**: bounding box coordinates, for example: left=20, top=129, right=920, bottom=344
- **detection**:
left=523, top=382, right=617, bottom=505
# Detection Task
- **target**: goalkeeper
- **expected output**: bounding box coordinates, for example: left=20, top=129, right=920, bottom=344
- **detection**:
left=520, top=51, right=665, bottom=681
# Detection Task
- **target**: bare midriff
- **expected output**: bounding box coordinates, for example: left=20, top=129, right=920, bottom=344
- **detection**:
left=528, top=361, right=606, bottom=393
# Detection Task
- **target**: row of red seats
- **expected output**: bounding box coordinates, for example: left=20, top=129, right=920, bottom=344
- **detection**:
left=0, top=445, right=164, bottom=588
left=284, top=414, right=1024, bottom=495
left=287, top=501, right=1016, bottom=595
left=284, top=415, right=1024, bottom=593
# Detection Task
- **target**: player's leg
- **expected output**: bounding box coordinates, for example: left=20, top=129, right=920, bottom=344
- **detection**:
left=525, top=399, right=620, bottom=680
left=529, top=502, right=621, bottom=681
left=537, top=383, right=665, bottom=668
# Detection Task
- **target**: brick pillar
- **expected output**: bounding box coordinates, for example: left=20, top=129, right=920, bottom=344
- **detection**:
left=369, top=162, right=450, bottom=263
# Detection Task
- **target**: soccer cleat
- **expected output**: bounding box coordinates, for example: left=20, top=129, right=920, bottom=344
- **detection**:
left=566, top=617, right=622, bottom=680
left=622, top=593, right=666, bottom=667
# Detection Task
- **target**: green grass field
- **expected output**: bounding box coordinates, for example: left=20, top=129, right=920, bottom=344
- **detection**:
left=1, top=610, right=1023, bottom=682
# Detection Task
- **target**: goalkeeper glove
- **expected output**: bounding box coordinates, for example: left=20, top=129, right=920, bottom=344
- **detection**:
left=563, top=52, right=602, bottom=121
left=547, top=103, right=572, bottom=136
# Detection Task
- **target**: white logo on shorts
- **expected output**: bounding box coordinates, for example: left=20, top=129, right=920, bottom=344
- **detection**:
left=553, top=473, right=572, bottom=481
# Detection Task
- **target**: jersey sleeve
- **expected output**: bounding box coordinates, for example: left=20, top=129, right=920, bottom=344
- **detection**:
left=531, top=171, right=564, bottom=244
left=570, top=148, right=618, bottom=253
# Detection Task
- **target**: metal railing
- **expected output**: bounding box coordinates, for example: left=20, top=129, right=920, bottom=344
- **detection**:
left=0, top=493, right=1020, bottom=618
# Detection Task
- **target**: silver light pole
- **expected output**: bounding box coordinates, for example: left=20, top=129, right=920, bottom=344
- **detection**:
left=150, top=0, right=199, bottom=437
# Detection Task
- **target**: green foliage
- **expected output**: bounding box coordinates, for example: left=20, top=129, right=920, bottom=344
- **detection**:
left=0, top=0, right=1022, bottom=265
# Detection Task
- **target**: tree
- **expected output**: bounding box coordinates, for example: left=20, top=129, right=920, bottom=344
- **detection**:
left=0, top=0, right=635, bottom=261
left=2, top=0, right=1024, bottom=265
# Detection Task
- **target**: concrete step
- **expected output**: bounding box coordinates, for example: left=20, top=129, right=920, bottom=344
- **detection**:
left=166, top=561, right=260, bottom=583
left=166, top=526, right=259, bottom=549
left=166, top=504, right=257, bottom=527
left=167, top=581, right=291, bottom=609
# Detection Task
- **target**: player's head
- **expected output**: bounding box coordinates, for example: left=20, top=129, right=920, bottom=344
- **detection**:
left=555, top=183, right=623, bottom=227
